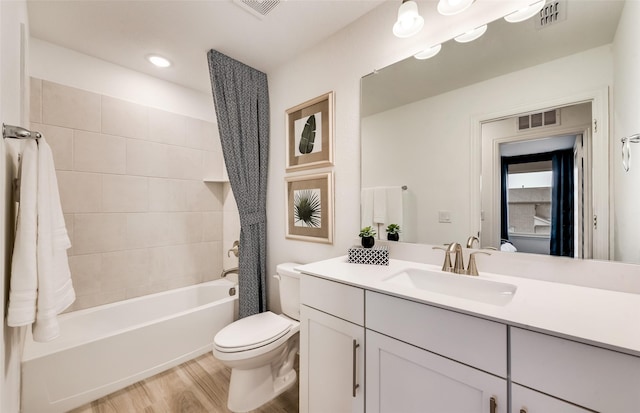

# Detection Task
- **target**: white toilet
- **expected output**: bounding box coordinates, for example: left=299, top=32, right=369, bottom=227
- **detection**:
left=212, top=262, right=301, bottom=412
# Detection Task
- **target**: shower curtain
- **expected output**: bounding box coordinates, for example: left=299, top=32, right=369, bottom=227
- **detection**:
left=207, top=50, right=269, bottom=318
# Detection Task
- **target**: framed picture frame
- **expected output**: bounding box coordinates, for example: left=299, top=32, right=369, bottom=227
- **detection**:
left=286, top=91, right=334, bottom=171
left=285, top=172, right=333, bottom=244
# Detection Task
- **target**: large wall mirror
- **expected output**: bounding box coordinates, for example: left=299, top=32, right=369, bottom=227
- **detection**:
left=361, top=0, right=640, bottom=264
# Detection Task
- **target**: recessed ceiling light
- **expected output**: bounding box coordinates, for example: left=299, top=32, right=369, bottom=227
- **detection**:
left=454, top=24, right=488, bottom=43
left=147, top=54, right=171, bottom=68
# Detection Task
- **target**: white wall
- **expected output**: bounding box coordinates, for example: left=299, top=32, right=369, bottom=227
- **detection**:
left=265, top=1, right=532, bottom=311
left=1, top=1, right=29, bottom=410
left=613, top=0, right=640, bottom=264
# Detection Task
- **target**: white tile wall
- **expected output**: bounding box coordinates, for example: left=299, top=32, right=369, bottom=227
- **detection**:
left=31, top=78, right=228, bottom=311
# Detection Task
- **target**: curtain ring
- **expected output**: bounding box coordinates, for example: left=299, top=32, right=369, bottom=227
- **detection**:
left=622, top=136, right=631, bottom=172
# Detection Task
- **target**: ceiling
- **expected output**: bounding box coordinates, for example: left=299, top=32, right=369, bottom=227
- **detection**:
left=27, top=0, right=385, bottom=93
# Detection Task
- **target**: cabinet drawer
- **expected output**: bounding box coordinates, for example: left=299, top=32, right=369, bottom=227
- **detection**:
left=512, top=384, right=591, bottom=413
left=511, top=327, right=640, bottom=412
left=366, top=291, right=507, bottom=377
left=300, top=274, right=364, bottom=326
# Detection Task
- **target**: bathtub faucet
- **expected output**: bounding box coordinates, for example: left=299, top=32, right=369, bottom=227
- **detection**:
left=221, top=267, right=239, bottom=278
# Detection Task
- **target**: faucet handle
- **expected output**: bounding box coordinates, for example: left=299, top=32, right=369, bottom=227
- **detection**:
left=432, top=246, right=454, bottom=272
left=466, top=251, right=491, bottom=276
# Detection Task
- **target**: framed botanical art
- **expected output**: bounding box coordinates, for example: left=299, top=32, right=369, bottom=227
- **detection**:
left=285, top=172, right=333, bottom=244
left=286, top=91, right=334, bottom=171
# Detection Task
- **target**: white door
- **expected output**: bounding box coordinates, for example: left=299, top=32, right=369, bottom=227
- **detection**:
left=299, top=305, right=364, bottom=413
left=367, top=330, right=507, bottom=413
left=512, top=384, right=593, bottom=413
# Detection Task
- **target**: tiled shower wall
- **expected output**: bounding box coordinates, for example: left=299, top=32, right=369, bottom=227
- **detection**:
left=30, top=78, right=226, bottom=311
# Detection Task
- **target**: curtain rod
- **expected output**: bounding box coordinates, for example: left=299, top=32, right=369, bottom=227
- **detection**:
left=3, top=124, right=42, bottom=140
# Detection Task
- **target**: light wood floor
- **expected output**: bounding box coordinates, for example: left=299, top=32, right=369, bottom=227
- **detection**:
left=69, top=353, right=299, bottom=413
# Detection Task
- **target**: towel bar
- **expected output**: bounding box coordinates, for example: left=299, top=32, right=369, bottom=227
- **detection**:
left=3, top=123, right=41, bottom=140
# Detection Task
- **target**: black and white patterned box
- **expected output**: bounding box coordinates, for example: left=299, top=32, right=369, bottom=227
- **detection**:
left=347, top=245, right=389, bottom=266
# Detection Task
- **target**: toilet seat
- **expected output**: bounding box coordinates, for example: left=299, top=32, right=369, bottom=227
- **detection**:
left=214, top=311, right=293, bottom=353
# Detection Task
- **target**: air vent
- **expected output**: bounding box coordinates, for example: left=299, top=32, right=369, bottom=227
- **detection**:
left=233, top=0, right=283, bottom=19
left=535, top=0, right=567, bottom=29
left=518, top=110, right=559, bottom=131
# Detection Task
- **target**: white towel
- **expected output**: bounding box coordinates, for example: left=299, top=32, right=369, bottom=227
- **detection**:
left=373, top=187, right=387, bottom=224
left=385, top=186, right=403, bottom=231
left=361, top=188, right=374, bottom=229
left=7, top=140, right=39, bottom=326
left=7, top=138, right=75, bottom=342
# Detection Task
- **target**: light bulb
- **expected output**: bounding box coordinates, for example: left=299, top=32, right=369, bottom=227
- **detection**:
left=393, top=1, right=425, bottom=38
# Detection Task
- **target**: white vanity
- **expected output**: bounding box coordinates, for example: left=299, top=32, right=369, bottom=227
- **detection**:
left=296, top=256, right=640, bottom=413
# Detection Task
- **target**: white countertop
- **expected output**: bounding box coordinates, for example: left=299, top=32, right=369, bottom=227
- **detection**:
left=296, top=256, right=640, bottom=357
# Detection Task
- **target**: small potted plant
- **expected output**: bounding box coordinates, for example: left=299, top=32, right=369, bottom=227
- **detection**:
left=386, top=224, right=401, bottom=241
left=359, top=226, right=377, bottom=248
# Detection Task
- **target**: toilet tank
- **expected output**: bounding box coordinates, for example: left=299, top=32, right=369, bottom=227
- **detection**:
left=276, top=262, right=301, bottom=321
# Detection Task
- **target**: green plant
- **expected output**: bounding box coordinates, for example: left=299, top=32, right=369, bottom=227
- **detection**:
left=359, top=226, right=377, bottom=238
left=294, top=189, right=322, bottom=227
left=386, top=224, right=401, bottom=234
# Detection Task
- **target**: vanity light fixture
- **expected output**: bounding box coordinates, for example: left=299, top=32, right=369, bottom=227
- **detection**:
left=414, top=44, right=442, bottom=60
left=504, top=0, right=546, bottom=23
left=393, top=0, right=425, bottom=38
left=147, top=54, right=172, bottom=68
left=437, top=0, right=475, bottom=16
left=454, top=24, right=487, bottom=43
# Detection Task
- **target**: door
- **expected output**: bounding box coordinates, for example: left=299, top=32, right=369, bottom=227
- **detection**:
left=367, top=330, right=506, bottom=413
left=299, top=305, right=364, bottom=413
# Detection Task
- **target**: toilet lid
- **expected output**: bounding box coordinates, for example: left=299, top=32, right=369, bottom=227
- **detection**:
left=214, top=311, right=292, bottom=352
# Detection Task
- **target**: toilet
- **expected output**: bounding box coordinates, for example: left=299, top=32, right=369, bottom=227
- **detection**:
left=212, top=262, right=301, bottom=412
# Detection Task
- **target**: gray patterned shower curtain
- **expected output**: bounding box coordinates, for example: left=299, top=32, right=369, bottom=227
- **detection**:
left=207, top=50, right=269, bottom=318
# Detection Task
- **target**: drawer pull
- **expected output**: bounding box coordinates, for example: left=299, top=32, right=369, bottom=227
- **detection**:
left=520, top=409, right=527, bottom=413
left=490, top=397, right=497, bottom=413
left=352, top=339, right=360, bottom=397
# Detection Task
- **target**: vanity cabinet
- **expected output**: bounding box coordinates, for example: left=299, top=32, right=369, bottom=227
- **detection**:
left=511, top=328, right=640, bottom=412
left=299, top=274, right=365, bottom=413
left=366, top=291, right=507, bottom=413
left=367, top=331, right=507, bottom=413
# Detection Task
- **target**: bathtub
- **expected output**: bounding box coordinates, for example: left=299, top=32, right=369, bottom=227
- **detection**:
left=21, top=278, right=238, bottom=413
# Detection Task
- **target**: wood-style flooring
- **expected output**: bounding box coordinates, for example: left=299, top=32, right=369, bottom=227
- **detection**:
left=69, top=353, right=299, bottom=413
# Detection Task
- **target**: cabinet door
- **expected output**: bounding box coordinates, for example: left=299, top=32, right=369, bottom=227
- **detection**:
left=512, top=384, right=592, bottom=413
left=300, top=305, right=364, bottom=413
left=367, top=330, right=506, bottom=413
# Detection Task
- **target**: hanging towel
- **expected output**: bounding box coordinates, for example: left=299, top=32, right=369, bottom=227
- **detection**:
left=7, top=138, right=75, bottom=342
left=373, top=187, right=387, bottom=224
left=361, top=188, right=374, bottom=229
left=385, top=186, right=404, bottom=230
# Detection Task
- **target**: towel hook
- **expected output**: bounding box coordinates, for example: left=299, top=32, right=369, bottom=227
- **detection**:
left=621, top=134, right=640, bottom=172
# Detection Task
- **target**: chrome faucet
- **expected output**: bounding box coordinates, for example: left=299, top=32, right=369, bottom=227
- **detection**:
left=433, top=243, right=465, bottom=274
left=434, top=242, right=492, bottom=276
left=466, top=236, right=479, bottom=249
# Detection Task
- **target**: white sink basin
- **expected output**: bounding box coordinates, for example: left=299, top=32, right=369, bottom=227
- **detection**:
left=383, top=268, right=517, bottom=306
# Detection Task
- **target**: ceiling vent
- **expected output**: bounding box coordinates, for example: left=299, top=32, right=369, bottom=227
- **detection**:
left=233, top=0, right=283, bottom=19
left=518, top=110, right=559, bottom=131
left=535, top=0, right=567, bottom=29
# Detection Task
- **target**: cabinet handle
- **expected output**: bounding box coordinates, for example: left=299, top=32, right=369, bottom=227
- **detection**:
left=490, top=397, right=497, bottom=413
left=520, top=410, right=527, bottom=413
left=352, top=339, right=360, bottom=397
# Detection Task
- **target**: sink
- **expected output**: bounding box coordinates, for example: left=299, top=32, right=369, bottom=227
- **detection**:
left=383, top=268, right=517, bottom=306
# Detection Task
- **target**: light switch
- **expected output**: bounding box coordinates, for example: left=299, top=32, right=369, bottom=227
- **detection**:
left=438, top=210, right=451, bottom=223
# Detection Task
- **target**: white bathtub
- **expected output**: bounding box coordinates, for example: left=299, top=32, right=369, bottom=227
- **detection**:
left=21, top=278, right=238, bottom=413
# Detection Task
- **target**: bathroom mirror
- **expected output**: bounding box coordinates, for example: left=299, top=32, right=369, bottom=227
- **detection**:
left=361, top=0, right=639, bottom=264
